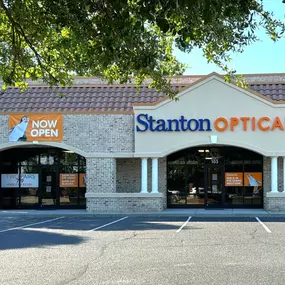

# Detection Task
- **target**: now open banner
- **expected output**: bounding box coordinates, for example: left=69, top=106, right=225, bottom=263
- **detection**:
left=8, top=114, right=63, bottom=142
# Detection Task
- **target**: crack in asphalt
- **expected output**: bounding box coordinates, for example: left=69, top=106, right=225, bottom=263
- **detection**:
left=58, top=264, right=89, bottom=285
left=96, top=231, right=138, bottom=259
left=249, top=228, right=258, bottom=240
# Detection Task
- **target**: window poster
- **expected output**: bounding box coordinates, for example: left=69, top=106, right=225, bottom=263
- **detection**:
left=60, top=173, right=86, bottom=188
left=225, top=173, right=243, bottom=187
left=225, top=172, right=262, bottom=187
left=1, top=174, right=39, bottom=188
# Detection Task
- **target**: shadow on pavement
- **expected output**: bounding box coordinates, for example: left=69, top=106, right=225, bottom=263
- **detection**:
left=0, top=229, right=87, bottom=250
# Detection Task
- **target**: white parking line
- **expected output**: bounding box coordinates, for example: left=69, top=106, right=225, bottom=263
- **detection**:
left=87, top=216, right=128, bottom=232
left=0, top=217, right=65, bottom=233
left=255, top=217, right=272, bottom=233
left=176, top=216, right=192, bottom=233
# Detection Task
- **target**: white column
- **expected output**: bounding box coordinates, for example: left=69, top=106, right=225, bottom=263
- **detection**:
left=283, top=157, right=285, bottom=193
left=152, top=158, right=159, bottom=193
left=141, top=158, right=148, bottom=193
left=271, top=156, right=278, bottom=193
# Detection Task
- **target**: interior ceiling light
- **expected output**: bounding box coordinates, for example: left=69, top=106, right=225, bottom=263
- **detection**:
left=198, top=150, right=204, bottom=152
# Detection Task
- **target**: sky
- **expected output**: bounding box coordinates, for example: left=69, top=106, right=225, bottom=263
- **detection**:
left=173, top=0, right=285, bottom=75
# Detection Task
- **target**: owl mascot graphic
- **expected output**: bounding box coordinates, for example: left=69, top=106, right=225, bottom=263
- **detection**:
left=9, top=116, right=30, bottom=142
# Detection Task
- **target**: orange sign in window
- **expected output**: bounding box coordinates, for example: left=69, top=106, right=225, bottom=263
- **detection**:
left=225, top=172, right=243, bottom=187
left=60, top=173, right=78, bottom=187
left=244, top=172, right=262, bottom=187
left=79, top=173, right=86, bottom=188
left=225, top=172, right=262, bottom=187
left=60, top=173, right=86, bottom=188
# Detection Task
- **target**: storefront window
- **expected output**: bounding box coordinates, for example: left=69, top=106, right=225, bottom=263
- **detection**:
left=168, top=148, right=206, bottom=207
left=0, top=147, right=86, bottom=209
left=243, top=161, right=263, bottom=206
left=19, top=164, right=39, bottom=207
left=59, top=151, right=86, bottom=207
left=60, top=152, right=78, bottom=165
left=167, top=146, right=263, bottom=208
left=40, top=150, right=59, bottom=165
left=21, top=155, right=39, bottom=165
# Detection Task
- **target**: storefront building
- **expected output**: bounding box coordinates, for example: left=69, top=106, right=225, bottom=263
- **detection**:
left=1, top=72, right=285, bottom=212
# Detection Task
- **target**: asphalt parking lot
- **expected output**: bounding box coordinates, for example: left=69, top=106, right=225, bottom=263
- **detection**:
left=1, top=215, right=285, bottom=285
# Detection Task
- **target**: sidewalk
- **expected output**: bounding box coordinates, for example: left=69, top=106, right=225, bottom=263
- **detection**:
left=1, top=208, right=285, bottom=218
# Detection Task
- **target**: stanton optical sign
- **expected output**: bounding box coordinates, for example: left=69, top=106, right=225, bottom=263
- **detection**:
left=136, top=114, right=285, bottom=132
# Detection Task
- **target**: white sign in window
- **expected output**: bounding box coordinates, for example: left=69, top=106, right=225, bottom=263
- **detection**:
left=1, top=174, right=39, bottom=188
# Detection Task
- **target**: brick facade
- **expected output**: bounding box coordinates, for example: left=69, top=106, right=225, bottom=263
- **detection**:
left=63, top=114, right=134, bottom=153
left=0, top=112, right=167, bottom=213
left=264, top=157, right=285, bottom=211
left=86, top=157, right=116, bottom=194
left=86, top=157, right=167, bottom=212
left=0, top=114, right=134, bottom=153
left=116, top=158, right=167, bottom=194
left=87, top=196, right=164, bottom=212
left=0, top=115, right=8, bottom=144
left=116, top=158, right=141, bottom=193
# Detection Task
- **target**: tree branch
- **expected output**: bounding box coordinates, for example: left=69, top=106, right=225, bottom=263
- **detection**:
left=0, top=0, right=59, bottom=84
left=9, top=25, right=17, bottom=80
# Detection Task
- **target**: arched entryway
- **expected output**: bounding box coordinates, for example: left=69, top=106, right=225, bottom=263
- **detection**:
left=0, top=146, right=86, bottom=209
left=167, top=146, right=263, bottom=209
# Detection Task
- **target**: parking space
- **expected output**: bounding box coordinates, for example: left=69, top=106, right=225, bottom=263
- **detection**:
left=0, top=216, right=57, bottom=232
left=253, top=216, right=285, bottom=236
left=0, top=216, right=129, bottom=233
left=0, top=215, right=276, bottom=236
left=0, top=216, right=65, bottom=233
left=1, top=215, right=285, bottom=285
left=0, top=215, right=276, bottom=254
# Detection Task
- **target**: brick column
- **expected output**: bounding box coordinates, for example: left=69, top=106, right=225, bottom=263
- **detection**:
left=86, top=157, right=116, bottom=194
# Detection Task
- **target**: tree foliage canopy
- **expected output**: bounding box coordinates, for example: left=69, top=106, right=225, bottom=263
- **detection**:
left=0, top=0, right=284, bottom=97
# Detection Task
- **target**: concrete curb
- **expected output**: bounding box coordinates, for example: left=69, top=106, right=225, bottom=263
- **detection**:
left=1, top=210, right=285, bottom=218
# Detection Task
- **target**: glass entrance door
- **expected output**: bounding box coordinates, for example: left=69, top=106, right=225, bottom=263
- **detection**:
left=40, top=166, right=58, bottom=208
left=204, top=165, right=225, bottom=208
